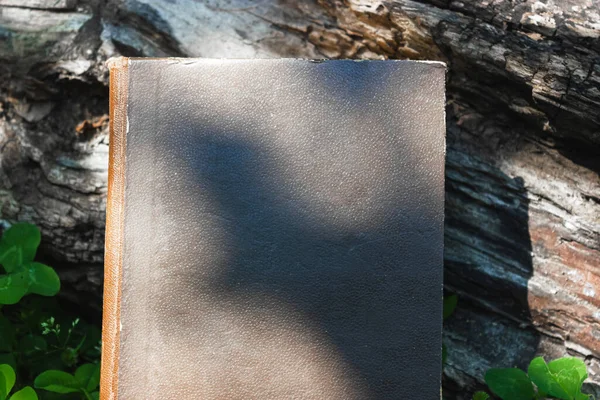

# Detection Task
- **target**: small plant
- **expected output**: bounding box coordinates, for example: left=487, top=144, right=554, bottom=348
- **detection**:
left=0, top=364, right=38, bottom=400
left=0, top=223, right=60, bottom=305
left=34, top=364, right=99, bottom=400
left=475, top=356, right=593, bottom=400
left=0, top=223, right=101, bottom=400
left=444, top=296, right=593, bottom=400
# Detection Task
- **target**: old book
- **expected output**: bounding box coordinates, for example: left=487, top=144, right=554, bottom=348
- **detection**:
left=102, top=58, right=446, bottom=400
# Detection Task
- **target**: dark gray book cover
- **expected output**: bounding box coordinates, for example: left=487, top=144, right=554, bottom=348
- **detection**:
left=102, top=58, right=446, bottom=400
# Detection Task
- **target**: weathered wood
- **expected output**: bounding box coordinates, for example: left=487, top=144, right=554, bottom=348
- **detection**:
left=0, top=0, right=599, bottom=397
left=0, top=0, right=77, bottom=9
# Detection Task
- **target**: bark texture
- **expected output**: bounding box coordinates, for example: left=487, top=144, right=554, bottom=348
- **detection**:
left=0, top=0, right=599, bottom=397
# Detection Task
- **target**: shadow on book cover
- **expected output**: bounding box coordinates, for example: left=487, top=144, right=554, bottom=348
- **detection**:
left=102, top=57, right=446, bottom=400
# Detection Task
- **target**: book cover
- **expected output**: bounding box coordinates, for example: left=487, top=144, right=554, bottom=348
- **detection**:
left=102, top=58, right=446, bottom=399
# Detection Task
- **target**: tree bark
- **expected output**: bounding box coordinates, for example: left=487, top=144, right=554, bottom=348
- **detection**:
left=0, top=0, right=598, bottom=397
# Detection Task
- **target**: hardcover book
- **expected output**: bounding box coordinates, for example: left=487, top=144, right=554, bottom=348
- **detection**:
left=102, top=58, right=446, bottom=400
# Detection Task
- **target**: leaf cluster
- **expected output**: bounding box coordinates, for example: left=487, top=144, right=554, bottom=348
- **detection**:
left=0, top=224, right=60, bottom=305
left=0, top=224, right=101, bottom=400
left=0, top=364, right=37, bottom=400
left=34, top=364, right=99, bottom=400
left=477, top=357, right=593, bottom=400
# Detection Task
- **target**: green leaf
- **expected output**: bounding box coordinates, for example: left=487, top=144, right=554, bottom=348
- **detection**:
left=443, top=295, right=458, bottom=319
left=485, top=368, right=534, bottom=400
left=0, top=246, right=19, bottom=275
left=34, top=370, right=81, bottom=394
left=90, top=392, right=99, bottom=400
left=26, top=263, right=60, bottom=297
left=0, top=224, right=41, bottom=272
left=0, top=364, right=16, bottom=400
left=529, top=357, right=590, bottom=400
left=0, top=270, right=29, bottom=305
left=473, top=392, right=490, bottom=400
left=555, top=368, right=584, bottom=400
left=9, top=387, right=38, bottom=400
left=576, top=392, right=591, bottom=400
left=548, top=357, right=588, bottom=384
left=74, top=364, right=100, bottom=392
left=528, top=357, right=570, bottom=399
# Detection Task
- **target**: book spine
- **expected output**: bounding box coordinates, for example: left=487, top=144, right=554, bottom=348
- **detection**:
left=101, top=57, right=129, bottom=400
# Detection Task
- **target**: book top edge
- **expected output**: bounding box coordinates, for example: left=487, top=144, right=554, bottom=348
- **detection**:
left=106, top=57, right=130, bottom=71
left=106, top=57, right=446, bottom=70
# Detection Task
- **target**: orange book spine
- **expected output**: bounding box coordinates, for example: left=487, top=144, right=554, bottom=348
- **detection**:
left=100, top=57, right=129, bottom=400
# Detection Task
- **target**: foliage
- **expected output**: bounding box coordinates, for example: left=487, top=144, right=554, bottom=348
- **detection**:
left=0, top=223, right=101, bottom=400
left=475, top=357, right=593, bottom=400
left=34, top=364, right=99, bottom=400
left=0, top=364, right=37, bottom=400
left=443, top=295, right=593, bottom=400
left=485, top=368, right=534, bottom=400
left=0, top=224, right=59, bottom=305
left=443, top=295, right=458, bottom=320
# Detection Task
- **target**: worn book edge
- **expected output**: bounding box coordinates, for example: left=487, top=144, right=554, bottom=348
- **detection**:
left=101, top=57, right=129, bottom=400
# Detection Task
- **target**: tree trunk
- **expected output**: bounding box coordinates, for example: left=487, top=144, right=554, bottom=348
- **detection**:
left=0, top=0, right=598, bottom=397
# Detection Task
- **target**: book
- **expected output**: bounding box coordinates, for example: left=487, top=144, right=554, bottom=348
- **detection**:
left=102, top=58, right=446, bottom=399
